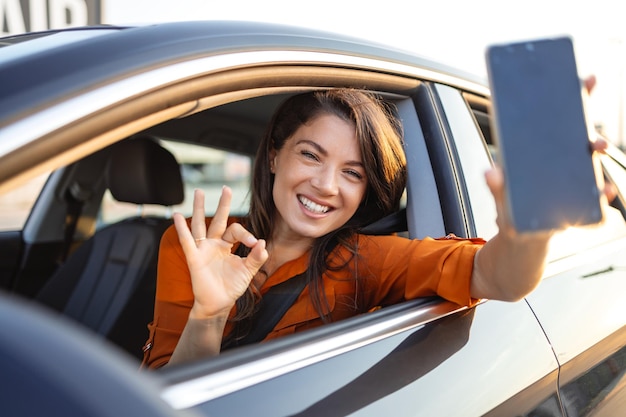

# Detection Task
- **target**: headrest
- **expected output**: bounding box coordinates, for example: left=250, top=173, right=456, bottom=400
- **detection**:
left=106, top=137, right=184, bottom=206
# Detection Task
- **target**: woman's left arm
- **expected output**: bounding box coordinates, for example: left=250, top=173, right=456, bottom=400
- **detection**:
left=470, top=166, right=552, bottom=301
left=471, top=138, right=614, bottom=301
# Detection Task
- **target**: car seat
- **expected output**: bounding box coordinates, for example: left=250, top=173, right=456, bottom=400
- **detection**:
left=35, top=137, right=184, bottom=360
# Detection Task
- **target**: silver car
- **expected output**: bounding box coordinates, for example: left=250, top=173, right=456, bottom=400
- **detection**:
left=1, top=21, right=626, bottom=417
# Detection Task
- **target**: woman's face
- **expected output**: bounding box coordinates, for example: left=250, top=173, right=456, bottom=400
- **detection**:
left=270, top=114, right=368, bottom=242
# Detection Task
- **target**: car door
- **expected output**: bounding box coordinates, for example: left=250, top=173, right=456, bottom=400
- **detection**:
left=452, top=84, right=626, bottom=416
left=526, top=150, right=626, bottom=417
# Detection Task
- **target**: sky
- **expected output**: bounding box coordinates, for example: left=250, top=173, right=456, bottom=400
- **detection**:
left=102, top=0, right=626, bottom=145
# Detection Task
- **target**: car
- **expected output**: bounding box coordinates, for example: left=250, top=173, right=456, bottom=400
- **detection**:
left=1, top=21, right=626, bottom=417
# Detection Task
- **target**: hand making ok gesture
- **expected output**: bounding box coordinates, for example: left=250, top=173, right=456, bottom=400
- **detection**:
left=172, top=187, right=269, bottom=320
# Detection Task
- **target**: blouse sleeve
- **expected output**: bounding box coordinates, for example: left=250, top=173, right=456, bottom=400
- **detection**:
left=355, top=234, right=485, bottom=309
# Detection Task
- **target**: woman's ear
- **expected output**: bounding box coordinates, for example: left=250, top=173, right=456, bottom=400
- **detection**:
left=269, top=149, right=277, bottom=173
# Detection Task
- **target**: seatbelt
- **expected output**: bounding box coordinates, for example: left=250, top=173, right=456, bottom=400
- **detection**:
left=58, top=189, right=85, bottom=264
left=360, top=208, right=407, bottom=235
left=222, top=272, right=307, bottom=349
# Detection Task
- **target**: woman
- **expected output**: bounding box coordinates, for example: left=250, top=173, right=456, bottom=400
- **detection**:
left=142, top=89, right=556, bottom=369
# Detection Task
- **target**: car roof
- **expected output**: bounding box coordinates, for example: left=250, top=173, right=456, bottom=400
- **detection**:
left=0, top=21, right=486, bottom=127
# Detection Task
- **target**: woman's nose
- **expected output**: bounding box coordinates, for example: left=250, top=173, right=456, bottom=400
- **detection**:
left=311, top=169, right=339, bottom=195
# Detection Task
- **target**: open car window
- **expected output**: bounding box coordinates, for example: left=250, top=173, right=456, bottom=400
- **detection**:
left=4, top=77, right=464, bottom=356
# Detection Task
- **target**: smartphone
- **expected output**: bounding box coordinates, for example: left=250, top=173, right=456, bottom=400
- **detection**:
left=486, top=36, right=603, bottom=232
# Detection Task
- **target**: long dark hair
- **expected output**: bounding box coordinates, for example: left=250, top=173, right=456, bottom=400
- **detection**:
left=225, top=89, right=406, bottom=345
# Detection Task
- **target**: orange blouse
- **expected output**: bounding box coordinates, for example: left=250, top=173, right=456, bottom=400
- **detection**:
left=142, top=222, right=484, bottom=369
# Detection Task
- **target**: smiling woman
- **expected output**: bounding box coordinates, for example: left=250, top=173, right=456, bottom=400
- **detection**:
left=143, top=85, right=555, bottom=370
left=144, top=89, right=428, bottom=367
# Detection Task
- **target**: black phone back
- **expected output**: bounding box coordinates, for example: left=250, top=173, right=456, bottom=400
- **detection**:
left=486, top=36, right=603, bottom=232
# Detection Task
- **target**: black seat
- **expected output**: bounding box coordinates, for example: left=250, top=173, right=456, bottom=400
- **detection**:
left=36, top=137, right=184, bottom=360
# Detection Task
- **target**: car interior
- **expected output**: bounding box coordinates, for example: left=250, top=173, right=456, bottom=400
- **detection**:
left=34, top=137, right=184, bottom=358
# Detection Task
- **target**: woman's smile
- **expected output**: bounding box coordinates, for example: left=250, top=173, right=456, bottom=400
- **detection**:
left=298, top=195, right=331, bottom=214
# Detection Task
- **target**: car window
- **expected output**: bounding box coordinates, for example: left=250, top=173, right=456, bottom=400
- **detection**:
left=436, top=84, right=498, bottom=239
left=0, top=172, right=49, bottom=231
left=463, top=92, right=496, bottom=161
left=97, top=139, right=251, bottom=227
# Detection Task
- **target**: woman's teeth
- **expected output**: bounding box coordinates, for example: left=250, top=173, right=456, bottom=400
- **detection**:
left=299, top=196, right=329, bottom=213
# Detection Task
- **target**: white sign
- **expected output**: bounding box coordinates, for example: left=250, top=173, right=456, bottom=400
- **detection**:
left=1, top=0, right=100, bottom=35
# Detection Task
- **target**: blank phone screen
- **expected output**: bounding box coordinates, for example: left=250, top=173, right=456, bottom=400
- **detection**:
left=486, top=37, right=602, bottom=232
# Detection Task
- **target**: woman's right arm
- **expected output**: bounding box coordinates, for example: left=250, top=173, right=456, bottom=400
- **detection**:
left=167, top=187, right=268, bottom=366
left=167, top=311, right=229, bottom=365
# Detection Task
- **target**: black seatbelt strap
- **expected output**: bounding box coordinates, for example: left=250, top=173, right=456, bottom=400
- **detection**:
left=222, top=272, right=307, bottom=349
left=58, top=183, right=92, bottom=265
left=59, top=191, right=83, bottom=264
left=360, top=208, right=407, bottom=235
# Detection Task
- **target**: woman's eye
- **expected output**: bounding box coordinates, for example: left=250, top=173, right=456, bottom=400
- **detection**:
left=345, top=170, right=363, bottom=180
left=301, top=150, right=319, bottom=161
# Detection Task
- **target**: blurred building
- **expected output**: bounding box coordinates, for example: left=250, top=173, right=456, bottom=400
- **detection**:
left=1, top=0, right=100, bottom=35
